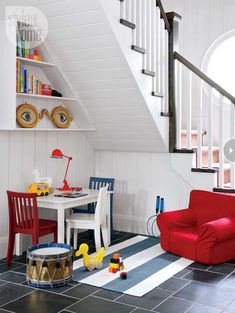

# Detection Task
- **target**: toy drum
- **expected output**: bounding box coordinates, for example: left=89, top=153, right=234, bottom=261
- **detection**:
left=26, top=243, right=73, bottom=288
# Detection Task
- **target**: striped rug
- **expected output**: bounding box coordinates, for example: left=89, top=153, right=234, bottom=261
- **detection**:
left=73, top=236, right=193, bottom=297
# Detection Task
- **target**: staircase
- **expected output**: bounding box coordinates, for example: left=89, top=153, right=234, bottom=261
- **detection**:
left=111, top=0, right=235, bottom=192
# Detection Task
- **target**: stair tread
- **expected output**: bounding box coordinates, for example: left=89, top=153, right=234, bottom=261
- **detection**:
left=181, top=130, right=207, bottom=135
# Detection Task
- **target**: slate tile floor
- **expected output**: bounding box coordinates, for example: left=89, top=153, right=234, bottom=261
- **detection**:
left=1, top=231, right=235, bottom=313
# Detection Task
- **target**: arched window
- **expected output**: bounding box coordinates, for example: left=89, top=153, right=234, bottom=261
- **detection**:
left=203, top=31, right=235, bottom=98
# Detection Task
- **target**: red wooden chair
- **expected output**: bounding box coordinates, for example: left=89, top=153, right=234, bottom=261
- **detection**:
left=6, top=191, right=57, bottom=267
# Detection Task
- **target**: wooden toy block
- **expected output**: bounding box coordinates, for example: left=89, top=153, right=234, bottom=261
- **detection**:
left=109, top=267, right=117, bottom=273
left=110, top=263, right=119, bottom=269
left=110, top=258, right=119, bottom=264
left=120, top=272, right=127, bottom=279
left=113, top=253, right=120, bottom=259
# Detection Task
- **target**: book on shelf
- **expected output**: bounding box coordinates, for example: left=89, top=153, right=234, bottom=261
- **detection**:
left=16, top=60, right=52, bottom=96
left=16, top=31, right=43, bottom=61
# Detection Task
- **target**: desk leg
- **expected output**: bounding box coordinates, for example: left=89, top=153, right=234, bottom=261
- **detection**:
left=57, top=209, right=65, bottom=243
left=107, top=195, right=111, bottom=245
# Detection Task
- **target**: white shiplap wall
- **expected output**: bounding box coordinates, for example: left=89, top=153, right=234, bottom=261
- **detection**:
left=0, top=130, right=94, bottom=258
left=95, top=151, right=193, bottom=234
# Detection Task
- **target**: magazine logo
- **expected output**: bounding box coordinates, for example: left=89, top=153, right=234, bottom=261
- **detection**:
left=6, top=6, right=48, bottom=48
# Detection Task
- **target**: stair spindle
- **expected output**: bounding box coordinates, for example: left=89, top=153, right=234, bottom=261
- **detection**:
left=230, top=101, right=235, bottom=189
left=207, top=87, right=214, bottom=169
left=136, top=0, right=141, bottom=47
left=219, top=94, right=225, bottom=187
left=186, top=72, right=192, bottom=149
left=126, top=0, right=131, bottom=21
left=197, top=81, right=203, bottom=168
left=141, top=0, right=147, bottom=69
left=176, top=61, right=182, bottom=149
left=131, top=0, right=137, bottom=45
left=120, top=0, right=125, bottom=20
left=155, top=7, right=161, bottom=93
left=146, top=0, right=151, bottom=71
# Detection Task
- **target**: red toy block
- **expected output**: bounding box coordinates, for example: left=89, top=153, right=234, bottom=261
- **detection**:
left=120, top=272, right=127, bottom=279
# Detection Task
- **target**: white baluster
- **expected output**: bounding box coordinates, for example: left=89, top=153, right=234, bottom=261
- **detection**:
left=131, top=0, right=136, bottom=45
left=164, top=30, right=169, bottom=113
left=186, top=72, right=192, bottom=149
left=146, top=0, right=151, bottom=71
left=136, top=0, right=141, bottom=47
left=207, top=87, right=213, bottom=169
left=159, top=20, right=164, bottom=94
left=230, top=101, right=235, bottom=189
left=126, top=0, right=131, bottom=21
left=120, top=0, right=125, bottom=20
left=219, top=94, right=224, bottom=187
left=151, top=0, right=156, bottom=91
left=176, top=61, right=182, bottom=149
left=197, top=81, right=203, bottom=168
left=155, top=7, right=161, bottom=93
left=142, top=0, right=146, bottom=69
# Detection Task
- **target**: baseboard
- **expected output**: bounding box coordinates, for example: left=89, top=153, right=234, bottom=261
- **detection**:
left=113, top=213, right=157, bottom=236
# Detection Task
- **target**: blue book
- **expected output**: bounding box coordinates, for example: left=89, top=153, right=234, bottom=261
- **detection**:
left=24, top=69, right=27, bottom=93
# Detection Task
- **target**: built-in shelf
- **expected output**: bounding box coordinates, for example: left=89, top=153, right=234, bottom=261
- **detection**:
left=16, top=56, right=56, bottom=68
left=16, top=93, right=77, bottom=102
left=11, top=128, right=96, bottom=132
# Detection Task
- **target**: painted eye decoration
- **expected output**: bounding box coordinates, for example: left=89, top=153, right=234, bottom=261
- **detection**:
left=16, top=104, right=72, bottom=128
left=52, top=106, right=72, bottom=128
left=16, top=103, right=39, bottom=128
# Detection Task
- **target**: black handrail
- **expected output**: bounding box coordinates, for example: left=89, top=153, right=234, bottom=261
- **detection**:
left=174, top=52, right=235, bottom=104
left=156, top=0, right=171, bottom=33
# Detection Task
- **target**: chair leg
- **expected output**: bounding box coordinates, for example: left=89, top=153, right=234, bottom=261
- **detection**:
left=101, top=225, right=109, bottom=250
left=6, top=230, right=15, bottom=267
left=73, top=229, right=78, bottom=249
left=53, top=228, right=58, bottom=243
left=32, top=235, right=39, bottom=246
left=94, top=226, right=101, bottom=252
left=66, top=224, right=71, bottom=246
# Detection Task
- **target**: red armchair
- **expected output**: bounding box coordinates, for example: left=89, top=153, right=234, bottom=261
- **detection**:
left=157, top=190, right=235, bottom=264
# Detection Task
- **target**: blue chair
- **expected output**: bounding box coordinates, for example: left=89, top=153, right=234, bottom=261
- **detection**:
left=73, top=177, right=115, bottom=239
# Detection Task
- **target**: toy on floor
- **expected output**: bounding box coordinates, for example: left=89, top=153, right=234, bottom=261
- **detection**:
left=120, top=272, right=127, bottom=279
left=75, top=243, right=105, bottom=271
left=109, top=253, right=124, bottom=273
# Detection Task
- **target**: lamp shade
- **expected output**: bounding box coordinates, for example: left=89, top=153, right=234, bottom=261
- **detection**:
left=51, top=149, right=64, bottom=158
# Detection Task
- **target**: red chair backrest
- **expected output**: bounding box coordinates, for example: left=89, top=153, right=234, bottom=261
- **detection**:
left=7, top=191, right=39, bottom=233
left=189, top=190, right=235, bottom=226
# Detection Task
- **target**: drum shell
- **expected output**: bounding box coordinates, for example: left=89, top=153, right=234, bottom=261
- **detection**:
left=26, top=243, right=73, bottom=288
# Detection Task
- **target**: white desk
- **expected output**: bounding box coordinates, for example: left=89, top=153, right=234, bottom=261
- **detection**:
left=15, top=189, right=112, bottom=255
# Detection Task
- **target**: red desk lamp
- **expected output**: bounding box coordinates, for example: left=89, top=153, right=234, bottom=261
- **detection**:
left=51, top=149, right=81, bottom=192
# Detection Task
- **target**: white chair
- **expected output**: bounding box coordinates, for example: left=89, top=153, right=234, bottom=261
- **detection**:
left=66, top=186, right=109, bottom=251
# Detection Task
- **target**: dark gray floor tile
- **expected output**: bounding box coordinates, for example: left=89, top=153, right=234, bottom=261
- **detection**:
left=43, top=284, right=75, bottom=294
left=187, top=303, right=222, bottom=313
left=12, top=265, right=26, bottom=274
left=118, top=288, right=173, bottom=310
left=94, top=288, right=122, bottom=300
left=209, top=263, right=235, bottom=275
left=3, top=290, right=77, bottom=313
left=64, top=283, right=99, bottom=299
left=0, top=262, right=23, bottom=274
left=69, top=295, right=133, bottom=313
left=219, top=273, right=235, bottom=290
left=189, top=262, right=211, bottom=270
left=174, top=281, right=235, bottom=309
left=0, top=280, right=6, bottom=286
left=0, top=309, right=14, bottom=313
left=223, top=299, right=235, bottom=313
left=158, top=277, right=189, bottom=292
left=183, top=269, right=226, bottom=285
left=0, top=283, right=33, bottom=306
left=174, top=268, right=192, bottom=278
left=153, top=296, right=193, bottom=313
left=0, top=271, right=26, bottom=284
left=132, top=309, right=153, bottom=313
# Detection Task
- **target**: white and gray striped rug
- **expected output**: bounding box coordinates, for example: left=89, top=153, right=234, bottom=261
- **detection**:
left=73, top=236, right=193, bottom=297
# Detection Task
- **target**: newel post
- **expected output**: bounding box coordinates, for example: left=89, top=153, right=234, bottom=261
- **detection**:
left=166, top=12, right=182, bottom=152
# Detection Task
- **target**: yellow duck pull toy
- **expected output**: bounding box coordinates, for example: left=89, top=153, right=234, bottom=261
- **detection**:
left=75, top=243, right=105, bottom=271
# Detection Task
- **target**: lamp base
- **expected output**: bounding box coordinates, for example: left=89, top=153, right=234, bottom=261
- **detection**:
left=57, top=186, right=83, bottom=192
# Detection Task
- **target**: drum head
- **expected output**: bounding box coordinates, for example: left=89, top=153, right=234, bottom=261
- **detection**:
left=27, top=243, right=73, bottom=260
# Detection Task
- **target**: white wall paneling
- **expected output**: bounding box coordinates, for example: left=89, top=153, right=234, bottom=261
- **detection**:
left=0, top=130, right=94, bottom=258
